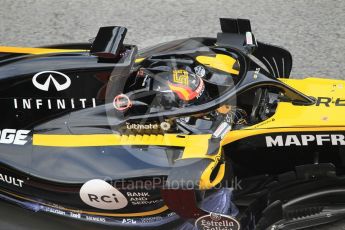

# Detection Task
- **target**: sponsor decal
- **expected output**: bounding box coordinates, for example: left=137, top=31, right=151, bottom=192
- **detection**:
left=195, top=79, right=205, bottom=99
left=39, top=203, right=105, bottom=222
left=315, top=97, right=345, bottom=107
left=125, top=122, right=171, bottom=131
left=126, top=122, right=159, bottom=130
left=14, top=71, right=97, bottom=110
left=127, top=192, right=150, bottom=197
left=0, top=129, right=30, bottom=145
left=13, top=98, right=97, bottom=110
left=265, top=134, right=345, bottom=147
left=194, top=65, right=206, bottom=78
left=80, top=179, right=128, bottom=210
left=253, top=68, right=260, bottom=79
left=195, top=213, right=240, bottom=230
left=140, top=216, right=163, bottom=224
left=32, top=71, right=71, bottom=92
left=42, top=206, right=66, bottom=216
left=173, top=69, right=189, bottom=86
left=253, top=118, right=275, bottom=128
left=122, top=219, right=137, bottom=224
left=126, top=191, right=163, bottom=206
left=113, top=94, right=132, bottom=111
left=0, top=173, right=24, bottom=187
left=70, top=212, right=81, bottom=219
left=160, top=122, right=171, bottom=131
left=85, top=215, right=106, bottom=222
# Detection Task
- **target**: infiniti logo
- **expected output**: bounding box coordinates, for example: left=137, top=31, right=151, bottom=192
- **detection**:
left=32, top=71, right=71, bottom=91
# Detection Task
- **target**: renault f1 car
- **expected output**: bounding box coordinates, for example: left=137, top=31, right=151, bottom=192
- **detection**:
left=1, top=18, right=345, bottom=230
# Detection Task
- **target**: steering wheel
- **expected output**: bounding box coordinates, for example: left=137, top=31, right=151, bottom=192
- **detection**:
left=250, top=88, right=268, bottom=123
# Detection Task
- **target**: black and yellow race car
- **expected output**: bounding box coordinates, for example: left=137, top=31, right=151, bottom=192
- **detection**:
left=1, top=18, right=345, bottom=230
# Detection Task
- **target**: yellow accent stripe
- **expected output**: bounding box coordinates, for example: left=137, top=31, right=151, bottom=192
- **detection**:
left=0, top=46, right=87, bottom=55
left=0, top=188, right=169, bottom=217
left=33, top=133, right=214, bottom=160
left=34, top=133, right=189, bottom=147
left=223, top=126, right=345, bottom=145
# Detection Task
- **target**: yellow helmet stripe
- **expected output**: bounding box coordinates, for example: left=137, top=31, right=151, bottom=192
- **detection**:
left=168, top=84, right=191, bottom=100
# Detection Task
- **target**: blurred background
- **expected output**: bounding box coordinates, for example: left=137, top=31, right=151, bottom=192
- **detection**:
left=0, top=0, right=344, bottom=78
left=0, top=0, right=345, bottom=229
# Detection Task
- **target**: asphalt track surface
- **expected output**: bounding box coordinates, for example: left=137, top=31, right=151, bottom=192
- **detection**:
left=0, top=0, right=345, bottom=229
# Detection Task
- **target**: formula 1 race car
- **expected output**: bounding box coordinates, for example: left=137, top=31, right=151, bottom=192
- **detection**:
left=1, top=18, right=345, bottom=230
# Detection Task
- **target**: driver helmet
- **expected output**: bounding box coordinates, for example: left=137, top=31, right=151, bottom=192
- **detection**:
left=167, top=68, right=205, bottom=103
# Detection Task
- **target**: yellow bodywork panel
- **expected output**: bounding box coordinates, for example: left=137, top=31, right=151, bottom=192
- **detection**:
left=223, top=77, right=345, bottom=145
left=199, top=159, right=225, bottom=190
left=196, top=54, right=239, bottom=75
left=33, top=133, right=223, bottom=189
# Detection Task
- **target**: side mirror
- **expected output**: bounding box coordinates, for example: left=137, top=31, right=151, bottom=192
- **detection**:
left=90, top=26, right=127, bottom=59
left=217, top=18, right=258, bottom=53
